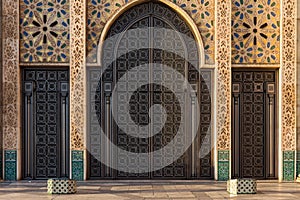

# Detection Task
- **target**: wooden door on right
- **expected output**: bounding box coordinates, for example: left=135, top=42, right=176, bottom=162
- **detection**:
left=232, top=70, right=277, bottom=179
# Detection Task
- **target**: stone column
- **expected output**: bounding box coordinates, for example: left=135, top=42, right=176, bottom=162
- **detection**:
left=215, top=0, right=232, bottom=181
left=2, top=0, right=20, bottom=181
left=280, top=0, right=298, bottom=181
left=70, top=0, right=86, bottom=181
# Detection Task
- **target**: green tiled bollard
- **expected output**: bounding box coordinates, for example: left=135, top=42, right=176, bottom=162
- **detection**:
left=47, top=179, right=77, bottom=194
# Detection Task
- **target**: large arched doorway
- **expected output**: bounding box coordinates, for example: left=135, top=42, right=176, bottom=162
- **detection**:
left=87, top=2, right=213, bottom=179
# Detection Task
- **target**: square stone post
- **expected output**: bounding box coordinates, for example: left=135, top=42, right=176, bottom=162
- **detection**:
left=215, top=0, right=232, bottom=181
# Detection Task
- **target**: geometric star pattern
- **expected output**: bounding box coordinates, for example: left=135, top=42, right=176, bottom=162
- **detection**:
left=20, top=0, right=70, bottom=63
left=87, top=0, right=215, bottom=64
left=232, top=0, right=280, bottom=64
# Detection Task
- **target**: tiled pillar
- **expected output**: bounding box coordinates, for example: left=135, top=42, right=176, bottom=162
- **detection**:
left=2, top=0, right=20, bottom=180
left=215, top=0, right=232, bottom=181
left=281, top=0, right=297, bottom=181
left=70, top=0, right=86, bottom=181
left=4, top=150, right=16, bottom=180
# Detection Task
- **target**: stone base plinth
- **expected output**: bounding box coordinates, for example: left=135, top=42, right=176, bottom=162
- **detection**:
left=47, top=179, right=77, bottom=194
left=227, top=179, right=257, bottom=195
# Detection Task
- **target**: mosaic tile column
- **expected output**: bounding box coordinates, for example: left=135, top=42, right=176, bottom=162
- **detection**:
left=296, top=151, right=300, bottom=177
left=218, top=150, right=230, bottom=181
left=281, top=0, right=297, bottom=181
left=283, top=151, right=295, bottom=181
left=215, top=0, right=231, bottom=181
left=70, top=0, right=86, bottom=180
left=4, top=150, right=17, bottom=181
left=72, top=150, right=84, bottom=181
left=2, top=0, right=19, bottom=181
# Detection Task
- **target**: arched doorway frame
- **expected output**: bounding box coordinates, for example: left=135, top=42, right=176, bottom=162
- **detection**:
left=85, top=0, right=215, bottom=179
left=96, top=0, right=206, bottom=69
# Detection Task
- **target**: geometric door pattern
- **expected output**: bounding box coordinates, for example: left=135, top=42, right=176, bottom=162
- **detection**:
left=88, top=2, right=213, bottom=179
left=23, top=69, right=69, bottom=179
left=232, top=70, right=277, bottom=179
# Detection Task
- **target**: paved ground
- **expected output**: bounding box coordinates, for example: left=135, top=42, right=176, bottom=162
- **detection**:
left=0, top=180, right=299, bottom=200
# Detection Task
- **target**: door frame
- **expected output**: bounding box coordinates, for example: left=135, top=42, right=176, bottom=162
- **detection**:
left=21, top=68, right=70, bottom=180
left=231, top=68, right=279, bottom=179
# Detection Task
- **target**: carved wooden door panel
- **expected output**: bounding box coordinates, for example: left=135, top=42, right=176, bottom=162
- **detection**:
left=88, top=2, right=213, bottom=179
left=232, top=70, right=277, bottom=179
left=23, top=69, right=69, bottom=179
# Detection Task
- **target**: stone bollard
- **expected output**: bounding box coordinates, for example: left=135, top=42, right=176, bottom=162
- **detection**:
left=227, top=179, right=257, bottom=195
left=47, top=178, right=77, bottom=194
left=296, top=174, right=300, bottom=182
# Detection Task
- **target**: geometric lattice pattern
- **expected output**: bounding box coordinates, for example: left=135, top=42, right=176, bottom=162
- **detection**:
left=47, top=179, right=77, bottom=194
left=87, top=0, right=215, bottom=64
left=20, top=0, right=70, bottom=62
left=232, top=71, right=276, bottom=179
left=232, top=0, right=280, bottom=64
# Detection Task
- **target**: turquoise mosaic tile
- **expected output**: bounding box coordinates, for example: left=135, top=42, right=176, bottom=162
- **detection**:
left=283, top=151, right=295, bottom=181
left=72, top=150, right=84, bottom=181
left=296, top=151, right=300, bottom=177
left=4, top=150, right=17, bottom=181
left=0, top=150, right=2, bottom=179
left=218, top=150, right=229, bottom=181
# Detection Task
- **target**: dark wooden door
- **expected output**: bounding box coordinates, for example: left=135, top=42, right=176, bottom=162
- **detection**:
left=232, top=70, right=277, bottom=179
left=88, top=2, right=213, bottom=179
left=23, top=69, right=69, bottom=179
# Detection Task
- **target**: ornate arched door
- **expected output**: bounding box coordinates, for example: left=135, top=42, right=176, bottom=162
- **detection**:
left=88, top=2, right=213, bottom=179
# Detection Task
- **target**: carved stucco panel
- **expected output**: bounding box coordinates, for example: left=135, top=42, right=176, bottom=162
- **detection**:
left=70, top=0, right=86, bottom=150
left=281, top=0, right=297, bottom=151
left=216, top=0, right=231, bottom=150
left=2, top=0, right=19, bottom=150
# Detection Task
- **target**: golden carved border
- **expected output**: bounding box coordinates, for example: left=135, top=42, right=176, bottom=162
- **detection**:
left=280, top=0, right=297, bottom=151
left=70, top=0, right=86, bottom=150
left=215, top=0, right=232, bottom=150
left=2, top=0, right=20, bottom=150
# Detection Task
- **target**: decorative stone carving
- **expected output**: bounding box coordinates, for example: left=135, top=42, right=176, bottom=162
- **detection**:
left=2, top=0, right=19, bottom=150
left=20, top=0, right=70, bottom=63
left=86, top=0, right=215, bottom=64
left=70, top=0, right=86, bottom=150
left=232, top=0, right=280, bottom=64
left=281, top=0, right=297, bottom=151
left=216, top=0, right=231, bottom=150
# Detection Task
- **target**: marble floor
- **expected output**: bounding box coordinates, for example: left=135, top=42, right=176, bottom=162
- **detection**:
left=0, top=180, right=299, bottom=200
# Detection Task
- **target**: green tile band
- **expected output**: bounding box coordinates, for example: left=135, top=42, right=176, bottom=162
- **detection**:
left=283, top=151, right=295, bottom=181
left=218, top=150, right=229, bottom=181
left=296, top=151, right=300, bottom=177
left=0, top=150, right=2, bottom=179
left=4, top=150, right=17, bottom=181
left=72, top=150, right=84, bottom=181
